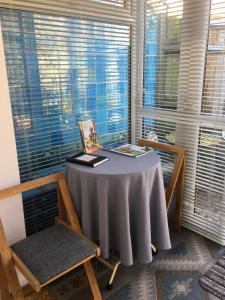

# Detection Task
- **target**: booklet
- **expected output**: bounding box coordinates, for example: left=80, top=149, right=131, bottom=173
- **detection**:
left=67, top=152, right=108, bottom=167
left=79, top=119, right=102, bottom=153
left=110, top=143, right=152, bottom=158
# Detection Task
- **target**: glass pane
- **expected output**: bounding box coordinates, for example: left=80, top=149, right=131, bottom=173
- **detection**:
left=202, top=0, right=225, bottom=116
left=0, top=9, right=130, bottom=182
left=195, top=127, right=225, bottom=224
left=0, top=8, right=130, bottom=235
left=142, top=117, right=176, bottom=184
left=144, top=0, right=182, bottom=110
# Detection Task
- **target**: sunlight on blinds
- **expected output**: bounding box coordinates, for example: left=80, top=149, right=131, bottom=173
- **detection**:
left=141, top=0, right=225, bottom=244
left=145, top=0, right=183, bottom=111
left=0, top=7, right=130, bottom=235
left=147, top=0, right=183, bottom=16
left=0, top=0, right=133, bottom=23
left=91, top=0, right=126, bottom=7
left=0, top=9, right=130, bottom=183
left=202, top=0, right=225, bottom=117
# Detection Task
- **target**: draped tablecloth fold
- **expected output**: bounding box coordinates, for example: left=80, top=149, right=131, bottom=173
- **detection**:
left=65, top=149, right=171, bottom=265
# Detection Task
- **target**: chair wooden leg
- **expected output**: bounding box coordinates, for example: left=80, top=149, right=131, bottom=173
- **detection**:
left=57, top=188, right=67, bottom=222
left=173, top=156, right=185, bottom=232
left=0, top=220, right=25, bottom=300
left=84, top=260, right=102, bottom=300
left=0, top=254, right=11, bottom=300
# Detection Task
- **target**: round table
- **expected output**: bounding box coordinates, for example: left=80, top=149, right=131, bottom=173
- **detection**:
left=65, top=149, right=171, bottom=266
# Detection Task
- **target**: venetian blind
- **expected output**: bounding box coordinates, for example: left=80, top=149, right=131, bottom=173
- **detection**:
left=0, top=0, right=133, bottom=23
left=92, top=0, right=128, bottom=7
left=0, top=5, right=131, bottom=234
left=139, top=0, right=225, bottom=244
left=0, top=8, right=130, bottom=182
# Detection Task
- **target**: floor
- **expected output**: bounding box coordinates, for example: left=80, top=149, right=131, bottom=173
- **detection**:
left=26, top=228, right=225, bottom=300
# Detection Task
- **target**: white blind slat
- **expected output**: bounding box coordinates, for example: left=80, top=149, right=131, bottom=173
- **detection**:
left=139, top=0, right=225, bottom=245
left=0, top=5, right=131, bottom=235
left=0, top=0, right=133, bottom=23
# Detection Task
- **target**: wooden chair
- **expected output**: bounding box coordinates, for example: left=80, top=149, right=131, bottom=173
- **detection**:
left=138, top=139, right=186, bottom=232
left=0, top=172, right=102, bottom=300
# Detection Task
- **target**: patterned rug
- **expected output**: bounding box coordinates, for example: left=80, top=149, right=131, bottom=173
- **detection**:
left=200, top=255, right=225, bottom=299
left=26, top=228, right=225, bottom=300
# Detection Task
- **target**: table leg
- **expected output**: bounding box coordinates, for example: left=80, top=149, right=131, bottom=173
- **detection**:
left=97, top=257, right=121, bottom=290
left=151, top=244, right=158, bottom=255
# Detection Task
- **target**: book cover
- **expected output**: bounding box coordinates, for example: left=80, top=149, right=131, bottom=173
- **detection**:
left=67, top=152, right=108, bottom=167
left=79, top=119, right=102, bottom=153
left=110, top=143, right=152, bottom=158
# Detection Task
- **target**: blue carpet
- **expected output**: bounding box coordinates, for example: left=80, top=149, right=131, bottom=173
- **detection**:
left=46, top=228, right=224, bottom=300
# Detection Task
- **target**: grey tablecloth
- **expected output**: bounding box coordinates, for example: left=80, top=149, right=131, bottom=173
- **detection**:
left=65, top=149, right=171, bottom=265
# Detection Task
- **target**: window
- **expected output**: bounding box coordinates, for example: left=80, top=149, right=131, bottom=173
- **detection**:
left=202, top=1, right=225, bottom=116
left=143, top=0, right=225, bottom=244
left=0, top=7, right=130, bottom=235
left=1, top=0, right=225, bottom=244
left=144, top=0, right=182, bottom=110
left=0, top=9, right=130, bottom=182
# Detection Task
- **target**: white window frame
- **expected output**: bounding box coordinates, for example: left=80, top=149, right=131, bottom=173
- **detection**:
left=140, top=0, right=225, bottom=244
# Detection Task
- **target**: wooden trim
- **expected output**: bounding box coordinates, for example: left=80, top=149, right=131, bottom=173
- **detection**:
left=57, top=188, right=67, bottom=222
left=138, top=139, right=185, bottom=155
left=0, top=173, right=62, bottom=200
left=0, top=220, right=25, bottom=300
left=0, top=172, right=102, bottom=298
left=0, top=254, right=11, bottom=300
left=22, top=284, right=36, bottom=297
left=165, top=153, right=184, bottom=209
left=56, top=175, right=102, bottom=298
left=172, top=155, right=186, bottom=231
left=84, top=261, right=102, bottom=300
left=11, top=251, right=41, bottom=292
left=57, top=174, right=82, bottom=234
left=138, top=139, right=186, bottom=231
left=0, top=172, right=80, bottom=234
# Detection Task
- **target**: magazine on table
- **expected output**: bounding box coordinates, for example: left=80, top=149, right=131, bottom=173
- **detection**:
left=67, top=152, right=108, bottom=167
left=109, top=143, right=152, bottom=158
left=79, top=119, right=102, bottom=153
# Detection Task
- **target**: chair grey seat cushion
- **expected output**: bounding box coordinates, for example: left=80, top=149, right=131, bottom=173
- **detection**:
left=11, top=224, right=96, bottom=284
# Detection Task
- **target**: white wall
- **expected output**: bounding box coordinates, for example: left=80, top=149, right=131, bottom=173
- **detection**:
left=0, top=21, right=27, bottom=287
left=0, top=23, right=27, bottom=289
left=0, top=22, right=26, bottom=244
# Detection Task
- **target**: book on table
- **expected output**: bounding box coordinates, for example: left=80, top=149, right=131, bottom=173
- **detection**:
left=67, top=152, right=108, bottom=168
left=109, top=143, right=152, bottom=158
left=77, top=119, right=152, bottom=160
left=79, top=119, right=102, bottom=153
